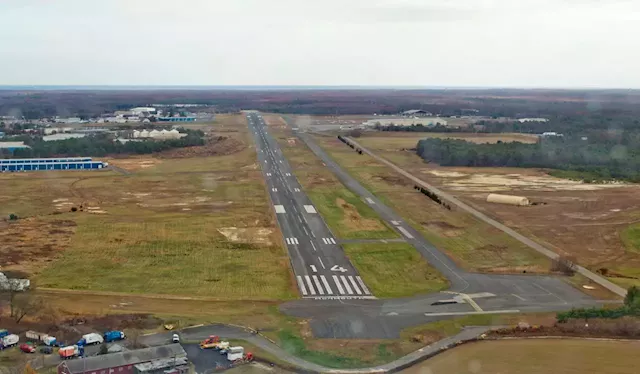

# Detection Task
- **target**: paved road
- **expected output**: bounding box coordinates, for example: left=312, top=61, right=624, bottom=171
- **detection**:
left=139, top=324, right=495, bottom=374
left=344, top=136, right=627, bottom=298
left=247, top=112, right=373, bottom=300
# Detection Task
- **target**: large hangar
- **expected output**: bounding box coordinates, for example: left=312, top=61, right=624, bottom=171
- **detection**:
left=0, top=157, right=108, bottom=172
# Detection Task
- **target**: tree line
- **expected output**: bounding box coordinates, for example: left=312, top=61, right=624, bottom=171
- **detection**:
left=1, top=130, right=205, bottom=158
left=415, top=135, right=640, bottom=182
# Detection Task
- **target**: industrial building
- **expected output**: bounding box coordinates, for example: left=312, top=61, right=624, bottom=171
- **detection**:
left=0, top=142, right=31, bottom=153
left=363, top=117, right=448, bottom=127
left=401, top=109, right=433, bottom=117
left=157, top=117, right=196, bottom=123
left=57, top=344, right=187, bottom=374
left=0, top=157, right=107, bottom=172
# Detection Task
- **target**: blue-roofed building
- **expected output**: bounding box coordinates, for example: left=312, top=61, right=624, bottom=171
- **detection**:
left=0, top=142, right=31, bottom=153
left=0, top=157, right=108, bottom=172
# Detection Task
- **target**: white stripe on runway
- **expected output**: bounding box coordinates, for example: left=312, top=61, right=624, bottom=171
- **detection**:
left=322, top=238, right=328, bottom=244
left=329, top=238, right=336, bottom=244
left=365, top=198, right=375, bottom=204
left=340, top=276, right=353, bottom=294
left=304, top=276, right=316, bottom=295
left=391, top=220, right=400, bottom=226
left=310, top=265, right=317, bottom=273
left=312, top=276, right=324, bottom=295
left=333, top=275, right=345, bottom=295
left=320, top=275, right=332, bottom=294
left=286, top=238, right=290, bottom=244
left=348, top=276, right=362, bottom=295
left=294, top=238, right=299, bottom=244
left=356, top=276, right=371, bottom=295
left=397, top=226, right=414, bottom=239
left=296, top=276, right=308, bottom=296
left=274, top=205, right=285, bottom=214
left=304, top=205, right=317, bottom=213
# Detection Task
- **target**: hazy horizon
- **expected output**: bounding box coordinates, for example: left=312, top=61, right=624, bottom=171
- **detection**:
left=1, top=0, right=639, bottom=88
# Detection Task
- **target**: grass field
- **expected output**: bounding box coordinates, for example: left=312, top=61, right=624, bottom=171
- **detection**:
left=343, top=243, right=448, bottom=297
left=2, top=114, right=296, bottom=300
left=400, top=338, right=640, bottom=374
left=314, top=135, right=549, bottom=273
left=621, top=223, right=640, bottom=254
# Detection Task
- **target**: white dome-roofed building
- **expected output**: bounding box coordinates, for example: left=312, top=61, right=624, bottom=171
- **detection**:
left=149, top=130, right=161, bottom=138
left=139, top=130, right=150, bottom=138
left=133, top=130, right=141, bottom=138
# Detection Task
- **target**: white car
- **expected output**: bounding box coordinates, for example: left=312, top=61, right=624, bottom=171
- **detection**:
left=172, top=334, right=180, bottom=343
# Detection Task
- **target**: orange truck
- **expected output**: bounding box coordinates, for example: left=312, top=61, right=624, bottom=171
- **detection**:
left=200, top=335, right=229, bottom=350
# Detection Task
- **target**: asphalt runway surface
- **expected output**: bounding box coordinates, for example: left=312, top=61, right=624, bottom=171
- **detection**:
left=247, top=112, right=373, bottom=300
left=248, top=113, right=604, bottom=339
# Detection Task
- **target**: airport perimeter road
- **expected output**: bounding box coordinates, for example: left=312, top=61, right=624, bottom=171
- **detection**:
left=247, top=112, right=374, bottom=300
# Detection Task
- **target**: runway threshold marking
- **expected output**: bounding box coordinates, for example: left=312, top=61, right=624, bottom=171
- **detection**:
left=365, top=197, right=375, bottom=204
left=304, top=205, right=317, bottom=213
left=296, top=276, right=308, bottom=296
left=397, top=226, right=414, bottom=239
left=274, top=205, right=286, bottom=214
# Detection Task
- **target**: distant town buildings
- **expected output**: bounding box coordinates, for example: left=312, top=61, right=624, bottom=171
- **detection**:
left=133, top=129, right=184, bottom=139
left=0, top=141, right=31, bottom=152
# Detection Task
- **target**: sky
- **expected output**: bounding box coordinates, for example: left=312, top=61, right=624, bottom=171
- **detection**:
left=1, top=0, right=639, bottom=88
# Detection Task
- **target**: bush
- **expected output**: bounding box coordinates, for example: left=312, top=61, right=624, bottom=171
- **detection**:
left=551, top=255, right=577, bottom=276
left=8, top=213, right=18, bottom=221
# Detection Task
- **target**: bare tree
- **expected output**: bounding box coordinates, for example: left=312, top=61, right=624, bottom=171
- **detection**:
left=12, top=293, right=44, bottom=324
left=125, top=329, right=144, bottom=349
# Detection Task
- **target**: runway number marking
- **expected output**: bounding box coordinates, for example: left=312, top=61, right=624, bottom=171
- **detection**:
left=331, top=265, right=348, bottom=272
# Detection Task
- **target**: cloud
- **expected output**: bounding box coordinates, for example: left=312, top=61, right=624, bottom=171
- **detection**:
left=0, top=0, right=639, bottom=87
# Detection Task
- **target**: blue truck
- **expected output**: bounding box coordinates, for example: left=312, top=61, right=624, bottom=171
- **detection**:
left=0, top=330, right=8, bottom=339
left=103, top=331, right=126, bottom=343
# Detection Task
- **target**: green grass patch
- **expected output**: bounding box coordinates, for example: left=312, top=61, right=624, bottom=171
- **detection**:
left=306, top=188, right=398, bottom=239
left=277, top=330, right=367, bottom=369
left=38, top=213, right=294, bottom=299
left=621, top=223, right=640, bottom=254
left=343, top=242, right=448, bottom=297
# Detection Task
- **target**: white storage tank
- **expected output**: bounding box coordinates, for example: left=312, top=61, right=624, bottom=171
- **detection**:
left=486, top=193, right=530, bottom=206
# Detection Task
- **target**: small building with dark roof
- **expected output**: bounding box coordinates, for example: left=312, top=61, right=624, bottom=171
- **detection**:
left=401, top=109, right=433, bottom=117
left=57, top=344, right=187, bottom=374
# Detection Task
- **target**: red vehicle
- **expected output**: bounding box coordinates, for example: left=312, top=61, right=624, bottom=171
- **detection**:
left=20, top=344, right=36, bottom=353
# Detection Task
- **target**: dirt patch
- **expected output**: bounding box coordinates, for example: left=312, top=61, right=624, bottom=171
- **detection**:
left=429, top=170, right=628, bottom=192
left=336, top=198, right=386, bottom=231
left=422, top=221, right=464, bottom=237
left=158, top=135, right=245, bottom=158
left=217, top=227, right=274, bottom=246
left=105, top=157, right=162, bottom=172
left=0, top=218, right=76, bottom=275
left=372, top=173, right=413, bottom=187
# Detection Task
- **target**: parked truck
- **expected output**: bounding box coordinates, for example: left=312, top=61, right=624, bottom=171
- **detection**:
left=103, top=331, right=125, bottom=343
left=77, top=333, right=103, bottom=346
left=25, top=331, right=57, bottom=346
left=59, top=345, right=81, bottom=359
left=0, top=334, right=20, bottom=350
left=0, top=329, right=8, bottom=338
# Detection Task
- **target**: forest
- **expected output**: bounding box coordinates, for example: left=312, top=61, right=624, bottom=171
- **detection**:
left=0, top=130, right=205, bottom=158
left=415, top=134, right=640, bottom=182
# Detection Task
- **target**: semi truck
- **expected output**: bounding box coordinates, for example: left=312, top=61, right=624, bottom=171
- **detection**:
left=78, top=333, right=103, bottom=346
left=25, top=331, right=57, bottom=346
left=0, top=334, right=19, bottom=350
left=103, top=331, right=125, bottom=343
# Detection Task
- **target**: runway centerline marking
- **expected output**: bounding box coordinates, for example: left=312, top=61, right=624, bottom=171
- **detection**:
left=318, top=257, right=326, bottom=269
